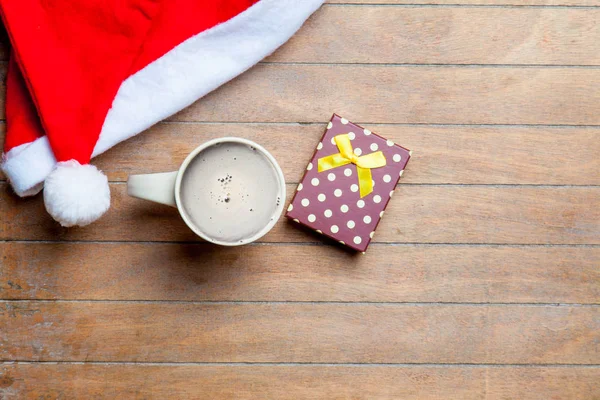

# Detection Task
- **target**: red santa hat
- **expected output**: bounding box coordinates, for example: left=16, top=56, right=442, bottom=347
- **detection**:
left=1, top=0, right=323, bottom=226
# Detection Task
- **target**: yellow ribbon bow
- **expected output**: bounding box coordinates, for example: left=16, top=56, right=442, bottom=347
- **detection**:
left=318, top=134, right=387, bottom=198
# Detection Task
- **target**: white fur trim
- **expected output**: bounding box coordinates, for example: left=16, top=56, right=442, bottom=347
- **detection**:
left=3, top=0, right=323, bottom=196
left=1, top=136, right=55, bottom=196
left=44, top=160, right=110, bottom=227
left=94, top=0, right=324, bottom=155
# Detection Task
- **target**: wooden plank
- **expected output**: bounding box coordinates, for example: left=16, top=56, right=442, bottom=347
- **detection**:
left=1, top=184, right=597, bottom=244
left=4, top=123, right=600, bottom=185
left=1, top=364, right=599, bottom=400
left=173, top=65, right=600, bottom=125
left=0, top=27, right=7, bottom=60
left=1, top=243, right=598, bottom=304
left=0, top=123, right=600, bottom=185
left=89, top=123, right=600, bottom=185
left=0, top=62, right=5, bottom=120
left=3, top=7, right=600, bottom=63
left=1, top=67, right=599, bottom=126
left=0, top=302, right=597, bottom=363
left=3, top=7, right=600, bottom=64
left=270, top=7, right=600, bottom=65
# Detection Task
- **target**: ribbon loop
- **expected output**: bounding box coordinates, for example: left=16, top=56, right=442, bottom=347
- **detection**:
left=355, top=151, right=386, bottom=169
left=317, top=133, right=387, bottom=198
left=317, top=153, right=351, bottom=172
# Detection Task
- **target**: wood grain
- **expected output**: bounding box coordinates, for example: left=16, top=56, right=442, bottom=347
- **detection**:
left=1, top=184, right=597, bottom=244
left=1, top=364, right=599, bottom=400
left=1, top=3, right=599, bottom=397
left=2, top=122, right=599, bottom=185
left=1, top=66, right=599, bottom=125
left=3, top=123, right=599, bottom=185
left=1, top=243, right=598, bottom=304
left=173, top=65, right=600, bottom=125
left=1, top=302, right=597, bottom=363
left=270, top=7, right=600, bottom=65
left=3, top=7, right=600, bottom=64
left=90, top=123, right=600, bottom=185
left=4, top=7, right=599, bottom=63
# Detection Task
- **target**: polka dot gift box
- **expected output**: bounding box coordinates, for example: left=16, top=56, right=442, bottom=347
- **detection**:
left=286, top=114, right=411, bottom=252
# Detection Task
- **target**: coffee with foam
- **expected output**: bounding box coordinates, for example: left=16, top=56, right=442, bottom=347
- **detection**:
left=179, top=141, right=283, bottom=244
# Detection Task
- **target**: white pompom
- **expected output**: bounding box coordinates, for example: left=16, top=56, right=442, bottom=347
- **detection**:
left=44, top=160, right=111, bottom=227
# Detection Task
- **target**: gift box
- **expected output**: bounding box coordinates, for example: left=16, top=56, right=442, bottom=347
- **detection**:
left=286, top=114, right=411, bottom=252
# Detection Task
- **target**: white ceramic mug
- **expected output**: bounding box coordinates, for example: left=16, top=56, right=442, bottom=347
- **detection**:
left=127, top=137, right=286, bottom=246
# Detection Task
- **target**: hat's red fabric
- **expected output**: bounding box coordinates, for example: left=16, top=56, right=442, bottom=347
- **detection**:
left=1, top=0, right=324, bottom=226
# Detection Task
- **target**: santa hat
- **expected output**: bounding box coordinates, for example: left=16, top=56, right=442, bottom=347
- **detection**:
left=1, top=0, right=323, bottom=226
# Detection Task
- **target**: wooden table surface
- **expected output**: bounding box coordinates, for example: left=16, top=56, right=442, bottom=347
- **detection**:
left=1, top=1, right=599, bottom=399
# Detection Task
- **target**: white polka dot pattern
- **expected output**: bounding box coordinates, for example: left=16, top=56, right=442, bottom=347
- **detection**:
left=285, top=115, right=411, bottom=252
left=340, top=118, right=349, bottom=124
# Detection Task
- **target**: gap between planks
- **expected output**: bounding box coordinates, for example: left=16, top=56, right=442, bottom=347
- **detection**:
left=4, top=63, right=600, bottom=70
left=1, top=240, right=599, bottom=247
left=6, top=62, right=600, bottom=68
left=2, top=180, right=599, bottom=187
left=104, top=183, right=600, bottom=187
left=4, top=121, right=600, bottom=127
left=1, top=299, right=599, bottom=307
left=1, top=361, right=599, bottom=367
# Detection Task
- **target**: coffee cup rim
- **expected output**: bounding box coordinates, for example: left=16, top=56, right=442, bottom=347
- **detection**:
left=174, top=137, right=286, bottom=246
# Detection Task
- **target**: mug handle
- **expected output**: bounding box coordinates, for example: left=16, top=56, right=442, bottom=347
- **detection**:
left=127, top=171, right=178, bottom=208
